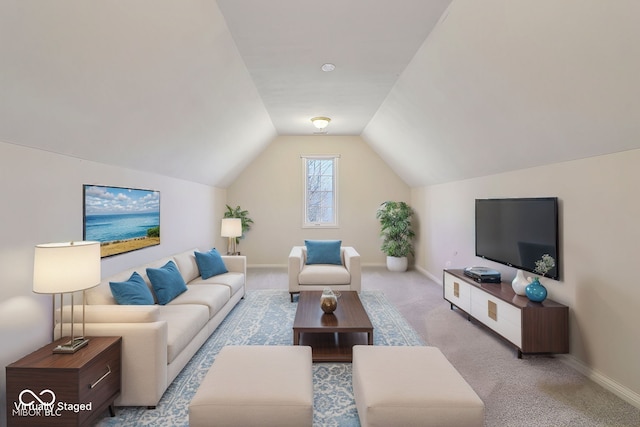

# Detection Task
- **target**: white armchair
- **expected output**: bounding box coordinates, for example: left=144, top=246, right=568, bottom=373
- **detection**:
left=288, top=245, right=361, bottom=302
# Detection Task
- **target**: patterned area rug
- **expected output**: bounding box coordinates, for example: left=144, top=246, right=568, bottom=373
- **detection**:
left=96, top=290, right=424, bottom=427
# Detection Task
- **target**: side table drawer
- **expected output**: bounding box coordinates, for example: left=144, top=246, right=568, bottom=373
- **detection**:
left=79, top=341, right=121, bottom=417
left=6, top=336, right=121, bottom=427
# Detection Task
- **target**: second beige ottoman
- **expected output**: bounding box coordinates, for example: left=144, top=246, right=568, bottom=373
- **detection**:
left=189, top=345, right=313, bottom=427
left=352, top=345, right=484, bottom=427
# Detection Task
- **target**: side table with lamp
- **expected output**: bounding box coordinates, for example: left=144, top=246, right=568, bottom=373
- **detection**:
left=5, top=241, right=122, bottom=426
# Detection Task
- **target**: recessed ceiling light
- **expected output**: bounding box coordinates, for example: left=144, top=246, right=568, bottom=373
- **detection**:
left=321, top=63, right=336, bottom=72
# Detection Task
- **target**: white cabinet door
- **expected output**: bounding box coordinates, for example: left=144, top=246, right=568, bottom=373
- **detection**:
left=444, top=272, right=472, bottom=313
left=470, top=286, right=522, bottom=347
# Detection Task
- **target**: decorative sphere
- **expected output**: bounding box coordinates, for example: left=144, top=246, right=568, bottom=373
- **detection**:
left=525, top=278, right=548, bottom=302
left=320, top=288, right=338, bottom=314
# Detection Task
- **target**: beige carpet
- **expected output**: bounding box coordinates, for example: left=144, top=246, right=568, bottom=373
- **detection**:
left=248, top=265, right=640, bottom=427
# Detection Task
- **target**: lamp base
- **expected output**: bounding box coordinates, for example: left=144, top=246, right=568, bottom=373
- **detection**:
left=53, top=336, right=90, bottom=354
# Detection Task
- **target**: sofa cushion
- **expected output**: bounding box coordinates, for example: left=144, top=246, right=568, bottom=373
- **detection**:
left=172, top=249, right=201, bottom=283
left=189, top=272, right=245, bottom=297
left=158, top=304, right=209, bottom=364
left=109, top=272, right=155, bottom=305
left=194, top=248, right=228, bottom=279
left=168, top=285, right=230, bottom=319
left=147, top=261, right=188, bottom=305
left=305, top=240, right=342, bottom=265
left=83, top=305, right=160, bottom=323
left=299, top=264, right=351, bottom=285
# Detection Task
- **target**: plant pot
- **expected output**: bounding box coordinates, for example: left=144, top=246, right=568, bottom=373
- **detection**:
left=386, top=256, right=408, bottom=272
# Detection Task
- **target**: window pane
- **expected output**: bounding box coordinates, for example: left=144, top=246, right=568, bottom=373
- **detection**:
left=303, top=156, right=338, bottom=227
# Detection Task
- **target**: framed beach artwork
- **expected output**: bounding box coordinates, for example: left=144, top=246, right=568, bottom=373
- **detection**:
left=83, top=185, right=160, bottom=258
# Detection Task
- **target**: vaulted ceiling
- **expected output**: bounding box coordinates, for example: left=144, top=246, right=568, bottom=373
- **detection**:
left=1, top=1, right=639, bottom=188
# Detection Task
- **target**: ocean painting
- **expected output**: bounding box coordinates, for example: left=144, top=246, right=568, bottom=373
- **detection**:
left=83, top=185, right=160, bottom=257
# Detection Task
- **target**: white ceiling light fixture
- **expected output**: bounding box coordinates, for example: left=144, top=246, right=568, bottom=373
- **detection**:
left=311, top=116, right=331, bottom=130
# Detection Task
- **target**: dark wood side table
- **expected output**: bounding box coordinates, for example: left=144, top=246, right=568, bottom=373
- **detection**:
left=6, top=336, right=121, bottom=427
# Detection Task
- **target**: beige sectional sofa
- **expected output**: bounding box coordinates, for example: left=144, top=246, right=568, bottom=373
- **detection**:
left=59, top=249, right=246, bottom=408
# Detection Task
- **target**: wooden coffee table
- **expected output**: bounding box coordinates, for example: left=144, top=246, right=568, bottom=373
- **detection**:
left=293, top=291, right=374, bottom=362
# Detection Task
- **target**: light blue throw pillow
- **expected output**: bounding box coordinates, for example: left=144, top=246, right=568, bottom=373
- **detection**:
left=109, top=272, right=155, bottom=305
left=146, top=261, right=188, bottom=305
left=305, top=240, right=342, bottom=265
left=194, top=248, right=228, bottom=280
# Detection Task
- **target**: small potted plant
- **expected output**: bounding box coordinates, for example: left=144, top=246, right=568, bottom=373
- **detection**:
left=525, top=254, right=555, bottom=302
left=376, top=201, right=415, bottom=272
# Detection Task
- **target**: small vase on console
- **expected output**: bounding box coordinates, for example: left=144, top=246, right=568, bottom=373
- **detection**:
left=511, top=269, right=529, bottom=296
left=320, top=288, right=338, bottom=314
left=525, top=277, right=547, bottom=302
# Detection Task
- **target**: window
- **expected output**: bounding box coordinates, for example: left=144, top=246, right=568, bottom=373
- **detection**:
left=302, top=155, right=339, bottom=227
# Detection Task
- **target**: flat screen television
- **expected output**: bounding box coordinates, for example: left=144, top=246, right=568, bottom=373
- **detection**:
left=475, top=197, right=560, bottom=280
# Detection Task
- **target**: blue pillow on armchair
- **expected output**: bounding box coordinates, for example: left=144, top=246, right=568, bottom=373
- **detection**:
left=194, top=248, right=228, bottom=279
left=146, top=261, right=188, bottom=305
left=109, top=272, right=155, bottom=305
left=305, top=240, right=342, bottom=265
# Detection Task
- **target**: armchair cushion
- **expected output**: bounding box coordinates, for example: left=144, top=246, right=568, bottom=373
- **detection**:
left=299, top=264, right=351, bottom=285
left=305, top=240, right=342, bottom=265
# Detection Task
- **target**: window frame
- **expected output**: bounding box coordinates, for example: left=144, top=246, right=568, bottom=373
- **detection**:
left=302, top=155, right=339, bottom=228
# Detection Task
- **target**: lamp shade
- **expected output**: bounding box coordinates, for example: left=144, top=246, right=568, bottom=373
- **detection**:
left=33, top=241, right=101, bottom=294
left=220, top=218, right=242, bottom=238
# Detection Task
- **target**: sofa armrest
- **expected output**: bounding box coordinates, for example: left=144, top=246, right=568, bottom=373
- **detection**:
left=343, top=247, right=362, bottom=292
left=222, top=255, right=246, bottom=275
left=60, top=304, right=160, bottom=323
left=288, top=246, right=305, bottom=291
left=55, top=320, right=168, bottom=407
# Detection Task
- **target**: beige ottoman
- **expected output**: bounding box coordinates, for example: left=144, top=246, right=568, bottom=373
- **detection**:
left=189, top=345, right=313, bottom=427
left=352, top=346, right=484, bottom=427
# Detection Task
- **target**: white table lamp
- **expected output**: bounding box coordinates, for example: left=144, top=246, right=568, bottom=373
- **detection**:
left=33, top=241, right=101, bottom=353
left=221, top=218, right=242, bottom=255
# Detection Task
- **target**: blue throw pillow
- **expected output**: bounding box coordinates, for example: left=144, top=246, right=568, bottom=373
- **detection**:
left=305, top=240, right=342, bottom=265
left=194, top=248, right=228, bottom=280
left=109, top=272, right=155, bottom=305
left=146, top=261, right=188, bottom=305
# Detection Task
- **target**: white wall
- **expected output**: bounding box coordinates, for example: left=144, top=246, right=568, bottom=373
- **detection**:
left=226, top=135, right=411, bottom=265
left=412, top=148, right=640, bottom=406
left=0, top=141, right=226, bottom=425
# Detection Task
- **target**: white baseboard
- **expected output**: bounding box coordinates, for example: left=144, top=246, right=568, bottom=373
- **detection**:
left=559, top=354, right=640, bottom=409
left=414, top=265, right=442, bottom=286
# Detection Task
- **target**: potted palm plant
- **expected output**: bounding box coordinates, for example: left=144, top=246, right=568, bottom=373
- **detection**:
left=376, top=201, right=415, bottom=272
left=223, top=205, right=254, bottom=252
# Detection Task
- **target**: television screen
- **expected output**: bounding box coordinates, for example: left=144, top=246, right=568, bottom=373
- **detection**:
left=475, top=197, right=559, bottom=280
